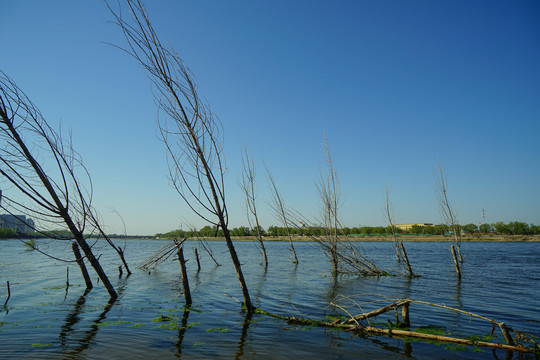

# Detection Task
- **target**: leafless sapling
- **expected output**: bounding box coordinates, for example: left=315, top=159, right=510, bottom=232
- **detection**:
left=266, top=167, right=298, bottom=264
left=317, top=133, right=341, bottom=275
left=239, top=146, right=268, bottom=268
left=435, top=164, right=463, bottom=268
left=384, top=185, right=416, bottom=277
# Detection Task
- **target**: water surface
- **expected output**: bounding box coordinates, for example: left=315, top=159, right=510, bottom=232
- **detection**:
left=0, top=239, right=538, bottom=359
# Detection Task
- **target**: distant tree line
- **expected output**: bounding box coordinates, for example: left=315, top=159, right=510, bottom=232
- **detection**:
left=154, top=221, right=540, bottom=239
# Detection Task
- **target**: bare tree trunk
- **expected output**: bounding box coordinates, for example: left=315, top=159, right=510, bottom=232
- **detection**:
left=176, top=245, right=192, bottom=306
left=266, top=168, right=298, bottom=263
left=384, top=186, right=416, bottom=277
left=436, top=164, right=464, bottom=268
left=318, top=133, right=341, bottom=275
left=399, top=243, right=415, bottom=278
left=0, top=72, right=117, bottom=299
left=221, top=224, right=253, bottom=310
left=240, top=147, right=268, bottom=268
left=108, top=0, right=251, bottom=309
left=193, top=247, right=201, bottom=272
left=450, top=245, right=461, bottom=279
left=72, top=242, right=93, bottom=290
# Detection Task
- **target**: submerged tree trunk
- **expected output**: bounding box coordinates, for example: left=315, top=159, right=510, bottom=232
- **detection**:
left=222, top=225, right=253, bottom=311
left=176, top=245, right=192, bottom=306
left=399, top=242, right=415, bottom=277
left=72, top=242, right=93, bottom=290
left=450, top=245, right=461, bottom=279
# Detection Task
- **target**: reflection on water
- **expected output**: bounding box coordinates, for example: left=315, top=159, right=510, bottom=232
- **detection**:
left=0, top=239, right=539, bottom=359
left=175, top=309, right=190, bottom=357
left=234, top=311, right=253, bottom=360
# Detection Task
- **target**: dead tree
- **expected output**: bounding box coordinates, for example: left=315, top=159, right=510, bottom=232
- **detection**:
left=88, top=211, right=131, bottom=275
left=284, top=135, right=386, bottom=276
left=384, top=185, right=416, bottom=277
left=176, top=241, right=192, bottom=306
left=239, top=147, right=268, bottom=268
left=108, top=0, right=252, bottom=310
left=317, top=133, right=340, bottom=275
left=435, top=164, right=463, bottom=267
left=0, top=70, right=117, bottom=299
left=266, top=167, right=298, bottom=263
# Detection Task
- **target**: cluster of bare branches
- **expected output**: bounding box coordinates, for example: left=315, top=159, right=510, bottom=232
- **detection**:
left=384, top=186, right=416, bottom=277
left=329, top=294, right=539, bottom=353
left=266, top=167, right=298, bottom=264
left=108, top=0, right=252, bottom=310
left=316, top=134, right=386, bottom=276
left=435, top=164, right=463, bottom=277
left=0, top=70, right=120, bottom=298
left=265, top=133, right=385, bottom=276
left=239, top=147, right=268, bottom=268
left=317, top=133, right=341, bottom=274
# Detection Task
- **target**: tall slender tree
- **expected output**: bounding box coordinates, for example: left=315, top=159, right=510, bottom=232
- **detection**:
left=239, top=147, right=268, bottom=269
left=266, top=167, right=298, bottom=264
left=108, top=0, right=252, bottom=310
left=435, top=164, right=463, bottom=275
left=0, top=71, right=117, bottom=298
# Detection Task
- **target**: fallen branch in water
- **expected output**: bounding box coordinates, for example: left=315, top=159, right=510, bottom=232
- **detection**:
left=250, top=296, right=539, bottom=354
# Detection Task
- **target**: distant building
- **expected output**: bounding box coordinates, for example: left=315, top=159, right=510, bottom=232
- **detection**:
left=394, top=223, right=433, bottom=231
left=0, top=214, right=35, bottom=233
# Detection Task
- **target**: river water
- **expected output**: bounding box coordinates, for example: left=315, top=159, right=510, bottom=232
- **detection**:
left=0, top=239, right=538, bottom=359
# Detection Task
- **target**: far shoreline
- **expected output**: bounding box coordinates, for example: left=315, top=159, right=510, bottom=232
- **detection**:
left=2, top=235, right=538, bottom=242
left=158, top=234, right=540, bottom=242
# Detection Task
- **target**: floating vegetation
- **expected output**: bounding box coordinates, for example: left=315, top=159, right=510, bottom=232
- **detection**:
left=23, top=239, right=37, bottom=251
left=152, top=315, right=171, bottom=322
left=207, top=328, right=230, bottom=333
left=95, top=321, right=131, bottom=327
left=413, top=325, right=447, bottom=335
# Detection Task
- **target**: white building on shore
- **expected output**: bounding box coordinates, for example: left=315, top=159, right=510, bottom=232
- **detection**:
left=0, top=214, right=35, bottom=233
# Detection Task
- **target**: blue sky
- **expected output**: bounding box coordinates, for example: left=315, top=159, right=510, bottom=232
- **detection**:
left=2, top=1, right=539, bottom=235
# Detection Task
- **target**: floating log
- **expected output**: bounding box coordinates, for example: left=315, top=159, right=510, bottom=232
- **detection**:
left=253, top=298, right=538, bottom=354
left=345, top=300, right=410, bottom=324
left=348, top=325, right=532, bottom=353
